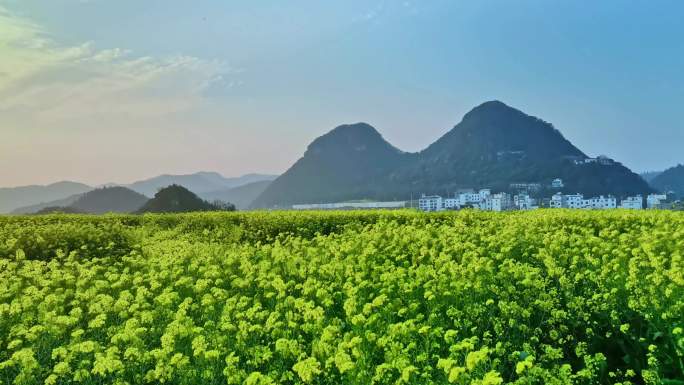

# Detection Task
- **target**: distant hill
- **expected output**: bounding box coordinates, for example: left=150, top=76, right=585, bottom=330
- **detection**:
left=200, top=180, right=272, bottom=210
left=14, top=187, right=149, bottom=214
left=404, top=101, right=650, bottom=197
left=0, top=181, right=92, bottom=214
left=69, top=187, right=149, bottom=214
left=125, top=172, right=277, bottom=196
left=640, top=171, right=663, bottom=184
left=11, top=193, right=84, bottom=214
left=252, top=101, right=652, bottom=208
left=136, top=185, right=235, bottom=213
left=3, top=172, right=276, bottom=214
left=251, top=123, right=411, bottom=208
left=650, top=164, right=684, bottom=198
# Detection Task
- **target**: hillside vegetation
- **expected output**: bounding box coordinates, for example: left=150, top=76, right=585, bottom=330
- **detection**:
left=136, top=184, right=235, bottom=213
left=0, top=210, right=682, bottom=384
left=650, top=164, right=684, bottom=198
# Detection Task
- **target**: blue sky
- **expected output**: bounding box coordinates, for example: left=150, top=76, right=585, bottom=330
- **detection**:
left=1, top=0, right=683, bottom=186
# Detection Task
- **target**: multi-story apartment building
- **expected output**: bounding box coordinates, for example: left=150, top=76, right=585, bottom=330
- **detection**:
left=584, top=195, right=617, bottom=210
left=551, top=193, right=616, bottom=209
left=620, top=195, right=643, bottom=210
left=443, top=198, right=460, bottom=210
left=457, top=192, right=481, bottom=206
left=565, top=194, right=585, bottom=209
left=514, top=193, right=535, bottom=210
left=647, top=194, right=668, bottom=209
left=418, top=195, right=443, bottom=212
left=480, top=192, right=513, bottom=212
left=491, top=193, right=513, bottom=212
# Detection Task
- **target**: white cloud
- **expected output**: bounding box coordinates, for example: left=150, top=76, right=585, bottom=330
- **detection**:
left=91, top=47, right=131, bottom=62
left=0, top=6, right=236, bottom=124
left=352, top=0, right=420, bottom=24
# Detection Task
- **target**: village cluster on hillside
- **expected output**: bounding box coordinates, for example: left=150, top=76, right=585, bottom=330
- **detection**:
left=418, top=178, right=669, bottom=212
left=290, top=177, right=670, bottom=212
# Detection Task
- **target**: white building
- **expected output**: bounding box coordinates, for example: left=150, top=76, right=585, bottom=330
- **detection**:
left=584, top=195, right=617, bottom=210
left=647, top=194, right=667, bottom=209
left=491, top=193, right=513, bottom=212
left=480, top=192, right=513, bottom=212
left=565, top=194, right=585, bottom=209
left=443, top=198, right=460, bottom=210
left=550, top=193, right=616, bottom=210
left=418, top=195, right=443, bottom=212
left=457, top=192, right=481, bottom=206
left=551, top=193, right=583, bottom=209
left=514, top=193, right=535, bottom=210
left=551, top=178, right=564, bottom=189
left=550, top=193, right=563, bottom=208
left=454, top=189, right=490, bottom=207
left=575, top=156, right=614, bottom=166
left=620, top=195, right=643, bottom=210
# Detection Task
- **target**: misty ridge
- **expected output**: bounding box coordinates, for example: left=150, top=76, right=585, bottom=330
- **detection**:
left=2, top=174, right=277, bottom=215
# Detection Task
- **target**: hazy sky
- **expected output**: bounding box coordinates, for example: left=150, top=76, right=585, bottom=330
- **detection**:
left=1, top=0, right=683, bottom=187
